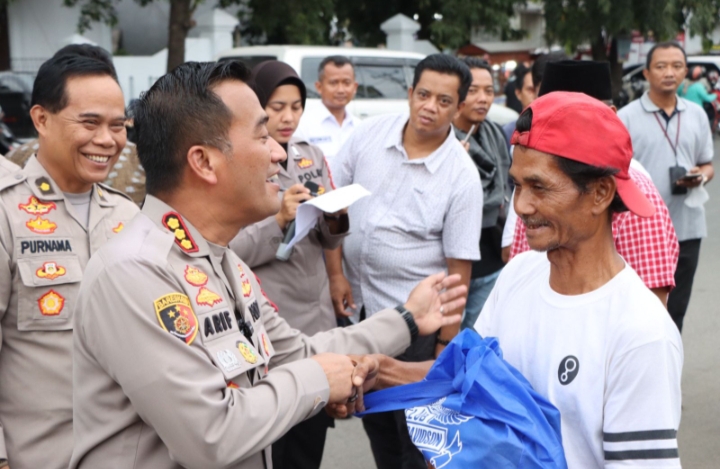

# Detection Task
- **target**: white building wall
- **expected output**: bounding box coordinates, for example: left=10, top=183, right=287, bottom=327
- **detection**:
left=8, top=0, right=112, bottom=72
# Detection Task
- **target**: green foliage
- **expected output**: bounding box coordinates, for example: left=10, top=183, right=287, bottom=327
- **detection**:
left=335, top=0, right=524, bottom=49
left=220, top=0, right=336, bottom=45
left=681, top=0, right=720, bottom=52
left=430, top=0, right=525, bottom=50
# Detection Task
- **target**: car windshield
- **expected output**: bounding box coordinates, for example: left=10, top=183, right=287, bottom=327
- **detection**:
left=300, top=57, right=419, bottom=100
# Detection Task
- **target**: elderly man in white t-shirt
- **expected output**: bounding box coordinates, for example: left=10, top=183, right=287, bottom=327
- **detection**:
left=475, top=92, right=683, bottom=468
left=348, top=91, right=683, bottom=469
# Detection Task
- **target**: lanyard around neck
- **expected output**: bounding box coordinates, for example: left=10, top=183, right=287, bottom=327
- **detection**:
left=653, top=111, right=681, bottom=159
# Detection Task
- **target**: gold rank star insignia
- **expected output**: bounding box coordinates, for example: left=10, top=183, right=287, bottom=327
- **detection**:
left=162, top=212, right=199, bottom=253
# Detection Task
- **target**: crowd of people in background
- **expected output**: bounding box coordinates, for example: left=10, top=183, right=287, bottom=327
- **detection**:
left=0, top=39, right=712, bottom=469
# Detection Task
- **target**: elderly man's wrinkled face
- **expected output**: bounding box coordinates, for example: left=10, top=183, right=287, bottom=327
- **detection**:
left=510, top=146, right=596, bottom=252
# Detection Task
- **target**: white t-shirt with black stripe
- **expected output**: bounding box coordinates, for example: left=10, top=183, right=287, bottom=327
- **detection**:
left=475, top=251, right=683, bottom=468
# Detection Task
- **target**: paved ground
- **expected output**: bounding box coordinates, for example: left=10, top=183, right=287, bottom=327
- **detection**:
left=321, top=140, right=720, bottom=469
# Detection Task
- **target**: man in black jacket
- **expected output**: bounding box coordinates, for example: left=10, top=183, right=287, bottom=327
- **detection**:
left=452, top=57, right=512, bottom=329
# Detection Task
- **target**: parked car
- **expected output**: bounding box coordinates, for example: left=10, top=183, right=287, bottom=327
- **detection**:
left=216, top=45, right=519, bottom=125
left=621, top=56, right=720, bottom=107
left=0, top=72, right=34, bottom=139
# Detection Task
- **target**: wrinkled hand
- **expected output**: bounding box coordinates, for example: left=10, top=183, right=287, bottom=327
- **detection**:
left=325, top=355, right=380, bottom=418
left=275, top=184, right=312, bottom=229
left=330, top=274, right=356, bottom=318
left=676, top=166, right=705, bottom=188
left=405, top=272, right=467, bottom=336
left=311, top=353, right=356, bottom=403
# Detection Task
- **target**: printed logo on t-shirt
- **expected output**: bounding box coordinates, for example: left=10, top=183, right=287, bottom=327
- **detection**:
left=558, top=356, right=579, bottom=385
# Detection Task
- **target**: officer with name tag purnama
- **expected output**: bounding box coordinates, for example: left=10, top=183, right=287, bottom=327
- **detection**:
left=68, top=61, right=467, bottom=469
left=5, top=44, right=147, bottom=206
left=0, top=49, right=139, bottom=469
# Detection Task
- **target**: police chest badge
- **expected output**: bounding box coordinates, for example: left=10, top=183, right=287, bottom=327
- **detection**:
left=236, top=340, right=258, bottom=364
left=154, top=293, right=199, bottom=345
left=18, top=196, right=56, bottom=215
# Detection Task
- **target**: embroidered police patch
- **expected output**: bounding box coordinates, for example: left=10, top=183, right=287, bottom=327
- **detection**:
left=18, top=196, right=56, bottom=215
left=237, top=341, right=258, bottom=364
left=162, top=212, right=199, bottom=253
left=154, top=293, right=198, bottom=345
left=112, top=222, right=124, bottom=233
left=297, top=157, right=314, bottom=169
left=38, top=290, right=65, bottom=315
left=36, top=261, right=66, bottom=280
left=26, top=216, right=57, bottom=234
left=184, top=265, right=208, bottom=286
left=196, top=286, right=222, bottom=307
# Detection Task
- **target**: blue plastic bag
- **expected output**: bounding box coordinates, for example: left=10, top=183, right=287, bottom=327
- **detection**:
left=359, top=329, right=568, bottom=469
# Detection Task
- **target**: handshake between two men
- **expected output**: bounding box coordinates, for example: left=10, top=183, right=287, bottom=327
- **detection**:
left=311, top=272, right=467, bottom=417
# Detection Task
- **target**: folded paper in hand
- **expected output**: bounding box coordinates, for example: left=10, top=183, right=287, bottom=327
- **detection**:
left=287, top=184, right=370, bottom=250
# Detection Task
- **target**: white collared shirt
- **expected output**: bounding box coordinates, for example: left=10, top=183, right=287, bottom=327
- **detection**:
left=333, top=113, right=483, bottom=320
left=295, top=102, right=357, bottom=171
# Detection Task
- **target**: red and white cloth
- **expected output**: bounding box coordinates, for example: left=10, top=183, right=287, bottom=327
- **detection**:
left=510, top=166, right=679, bottom=290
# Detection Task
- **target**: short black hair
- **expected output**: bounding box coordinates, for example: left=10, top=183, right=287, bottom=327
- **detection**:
left=462, top=57, right=493, bottom=76
left=514, top=107, right=627, bottom=214
left=134, top=61, right=251, bottom=195
left=52, top=43, right=115, bottom=69
left=31, top=52, right=118, bottom=113
left=514, top=65, right=531, bottom=92
left=412, top=54, right=472, bottom=103
left=646, top=41, right=686, bottom=69
left=531, top=51, right=568, bottom=89
left=318, top=55, right=354, bottom=80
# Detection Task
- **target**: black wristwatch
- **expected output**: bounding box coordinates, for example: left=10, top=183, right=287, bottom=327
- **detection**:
left=395, top=305, right=418, bottom=343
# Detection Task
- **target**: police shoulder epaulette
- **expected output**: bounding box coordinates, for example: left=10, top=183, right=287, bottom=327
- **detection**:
left=96, top=182, right=134, bottom=203
left=0, top=171, right=26, bottom=193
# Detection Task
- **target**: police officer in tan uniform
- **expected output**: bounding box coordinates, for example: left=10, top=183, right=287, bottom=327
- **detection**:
left=230, top=60, right=349, bottom=469
left=8, top=140, right=145, bottom=205
left=0, top=51, right=138, bottom=469
left=5, top=44, right=146, bottom=206
left=70, top=61, right=466, bottom=469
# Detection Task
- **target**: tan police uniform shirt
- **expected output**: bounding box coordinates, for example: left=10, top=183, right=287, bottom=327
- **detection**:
left=6, top=140, right=146, bottom=205
left=0, top=156, right=139, bottom=469
left=70, top=195, right=411, bottom=469
left=0, top=157, right=19, bottom=177
left=230, top=138, right=346, bottom=336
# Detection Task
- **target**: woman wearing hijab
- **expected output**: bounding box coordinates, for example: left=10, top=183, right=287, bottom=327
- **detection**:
left=229, top=60, right=350, bottom=469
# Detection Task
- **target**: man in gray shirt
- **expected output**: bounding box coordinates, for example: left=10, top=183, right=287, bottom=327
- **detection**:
left=618, top=41, right=714, bottom=332
left=329, top=54, right=482, bottom=469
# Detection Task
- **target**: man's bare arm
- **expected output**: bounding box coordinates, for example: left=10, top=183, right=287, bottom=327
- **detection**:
left=374, top=354, right=433, bottom=390
left=435, top=258, right=472, bottom=357
left=650, top=287, right=669, bottom=308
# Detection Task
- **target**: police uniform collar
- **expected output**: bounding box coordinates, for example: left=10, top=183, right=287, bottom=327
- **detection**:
left=142, top=195, right=210, bottom=257
left=384, top=114, right=455, bottom=174
left=640, top=91, right=687, bottom=113
left=92, top=183, right=120, bottom=208
left=23, top=155, right=64, bottom=201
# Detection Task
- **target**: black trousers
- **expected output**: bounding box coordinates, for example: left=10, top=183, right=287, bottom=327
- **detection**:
left=668, top=238, right=702, bottom=332
left=362, top=410, right=427, bottom=469
left=271, top=411, right=334, bottom=469
left=359, top=306, right=433, bottom=468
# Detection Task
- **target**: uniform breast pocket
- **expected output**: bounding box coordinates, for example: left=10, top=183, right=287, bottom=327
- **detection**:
left=204, top=333, right=266, bottom=384
left=15, top=256, right=83, bottom=331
